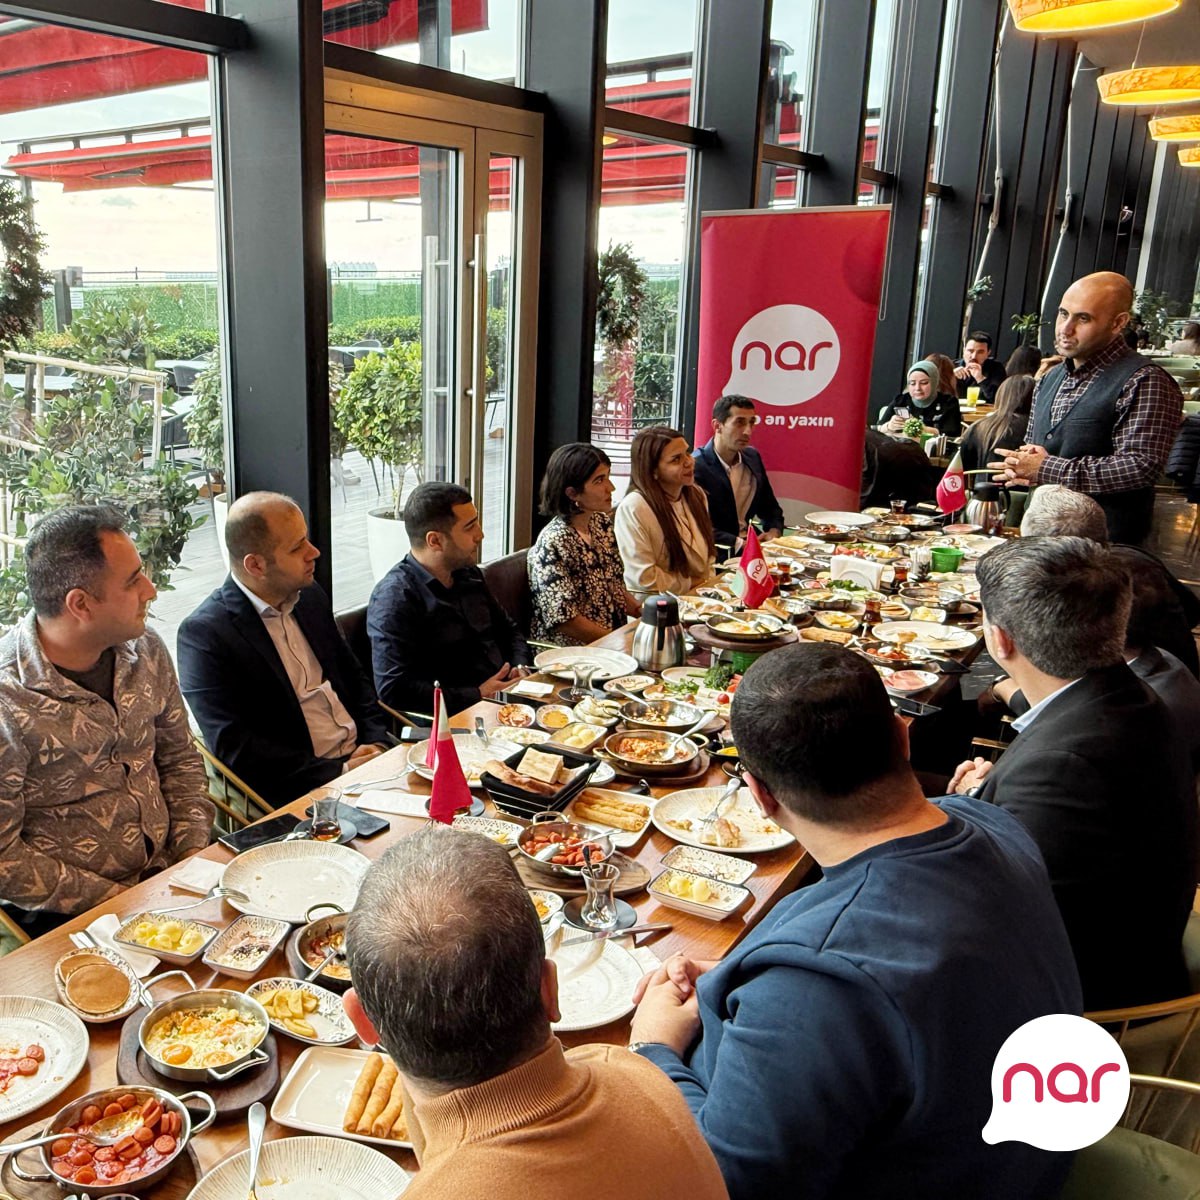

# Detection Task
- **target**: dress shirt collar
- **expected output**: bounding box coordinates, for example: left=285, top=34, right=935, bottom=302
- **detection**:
left=1064, top=335, right=1132, bottom=379
left=715, top=447, right=742, bottom=474
left=1010, top=677, right=1080, bottom=733
left=232, top=574, right=297, bottom=618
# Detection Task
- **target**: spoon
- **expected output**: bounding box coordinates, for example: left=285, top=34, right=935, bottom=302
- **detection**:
left=304, top=946, right=342, bottom=982
left=1, top=1102, right=158, bottom=1156
left=663, top=713, right=712, bottom=755
left=246, top=1102, right=266, bottom=1200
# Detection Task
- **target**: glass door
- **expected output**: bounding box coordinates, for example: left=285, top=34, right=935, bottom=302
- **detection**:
left=324, top=78, right=541, bottom=606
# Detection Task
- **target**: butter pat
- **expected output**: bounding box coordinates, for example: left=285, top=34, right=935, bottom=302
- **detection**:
left=517, top=747, right=564, bottom=785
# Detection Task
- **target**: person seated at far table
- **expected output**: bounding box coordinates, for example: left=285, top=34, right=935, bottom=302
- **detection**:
left=950, top=537, right=1196, bottom=1010
left=343, top=826, right=728, bottom=1200
left=1019, top=485, right=1199, bottom=675
left=0, top=505, right=214, bottom=931
left=628, top=643, right=1080, bottom=1200
left=177, top=492, right=389, bottom=808
left=876, top=359, right=963, bottom=439
left=1004, top=344, right=1043, bottom=379
left=527, top=443, right=641, bottom=645
left=615, top=425, right=718, bottom=598
left=859, top=428, right=937, bottom=510
left=954, top=329, right=1007, bottom=403
left=368, top=482, right=532, bottom=717
left=692, top=395, right=785, bottom=555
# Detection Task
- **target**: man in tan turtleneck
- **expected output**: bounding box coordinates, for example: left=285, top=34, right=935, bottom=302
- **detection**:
left=343, top=826, right=727, bottom=1200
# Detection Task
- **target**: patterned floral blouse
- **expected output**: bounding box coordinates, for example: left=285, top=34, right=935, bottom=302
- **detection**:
left=528, top=513, right=629, bottom=646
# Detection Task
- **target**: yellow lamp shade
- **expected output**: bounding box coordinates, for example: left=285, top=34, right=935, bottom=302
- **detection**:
left=1149, top=113, right=1200, bottom=141
left=1008, top=0, right=1179, bottom=32
left=1097, top=65, right=1200, bottom=105
left=1180, top=146, right=1200, bottom=167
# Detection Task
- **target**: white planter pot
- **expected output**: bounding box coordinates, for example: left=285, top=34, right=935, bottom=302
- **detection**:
left=212, top=493, right=230, bottom=570
left=367, top=506, right=410, bottom=581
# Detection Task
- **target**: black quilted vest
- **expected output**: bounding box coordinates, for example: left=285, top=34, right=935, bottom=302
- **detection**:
left=1030, top=353, right=1154, bottom=544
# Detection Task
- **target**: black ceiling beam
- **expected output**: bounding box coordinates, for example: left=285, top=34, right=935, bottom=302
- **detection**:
left=0, top=0, right=247, bottom=53
left=602, top=107, right=715, bottom=148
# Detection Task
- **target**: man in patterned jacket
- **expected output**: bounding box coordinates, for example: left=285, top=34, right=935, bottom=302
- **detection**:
left=0, top=505, right=214, bottom=934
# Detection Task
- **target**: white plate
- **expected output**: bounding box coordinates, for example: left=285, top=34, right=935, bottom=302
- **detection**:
left=660, top=844, right=757, bottom=885
left=563, top=787, right=652, bottom=849
left=649, top=868, right=751, bottom=920
left=601, top=674, right=655, bottom=695
left=528, top=889, right=565, bottom=923
left=0, top=995, right=89, bottom=1124
left=223, top=841, right=370, bottom=924
left=874, top=621, right=978, bottom=650
left=660, top=666, right=708, bottom=684
left=533, top=647, right=640, bottom=681
left=202, top=915, right=291, bottom=980
left=492, top=727, right=547, bottom=746
left=451, top=814, right=524, bottom=845
left=54, top=947, right=142, bottom=1023
left=805, top=510, right=875, bottom=528
left=651, top=787, right=795, bottom=854
left=406, top=734, right=509, bottom=786
left=880, top=668, right=940, bottom=693
left=113, top=911, right=220, bottom=966
left=271, top=1047, right=414, bottom=1151
left=187, top=1134, right=410, bottom=1199
left=246, top=978, right=357, bottom=1046
left=549, top=939, right=644, bottom=1032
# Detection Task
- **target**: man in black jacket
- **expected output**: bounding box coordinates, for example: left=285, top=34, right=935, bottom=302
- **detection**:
left=949, top=536, right=1195, bottom=1010
left=692, top=395, right=785, bottom=554
left=178, top=492, right=389, bottom=807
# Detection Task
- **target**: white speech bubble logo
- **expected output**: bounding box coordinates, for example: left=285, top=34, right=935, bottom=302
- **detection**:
left=724, top=304, right=841, bottom=407
left=982, top=1014, right=1129, bottom=1152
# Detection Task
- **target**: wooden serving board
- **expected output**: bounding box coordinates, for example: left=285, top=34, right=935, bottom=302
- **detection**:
left=688, top=623, right=798, bottom=654
left=116, top=1010, right=280, bottom=1119
left=514, top=851, right=650, bottom=897
left=0, top=1116, right=200, bottom=1198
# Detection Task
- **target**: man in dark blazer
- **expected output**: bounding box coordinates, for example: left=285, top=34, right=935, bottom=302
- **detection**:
left=948, top=536, right=1195, bottom=1011
left=692, top=395, right=785, bottom=554
left=178, top=492, right=389, bottom=808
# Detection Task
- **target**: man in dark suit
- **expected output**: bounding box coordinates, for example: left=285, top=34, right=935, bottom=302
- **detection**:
left=949, top=536, right=1195, bottom=1011
left=178, top=492, right=389, bottom=808
left=692, top=395, right=785, bottom=554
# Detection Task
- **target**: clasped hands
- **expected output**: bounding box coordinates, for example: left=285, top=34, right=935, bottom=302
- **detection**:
left=628, top=954, right=718, bottom=1056
left=988, top=444, right=1048, bottom=487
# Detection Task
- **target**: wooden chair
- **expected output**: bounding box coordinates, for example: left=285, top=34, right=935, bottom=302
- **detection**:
left=0, top=905, right=31, bottom=957
left=479, top=547, right=555, bottom=650
left=192, top=734, right=275, bottom=833
left=334, top=604, right=432, bottom=727
left=1061, top=1075, right=1200, bottom=1197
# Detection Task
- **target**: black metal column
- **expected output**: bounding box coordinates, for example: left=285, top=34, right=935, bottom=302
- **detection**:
left=677, top=0, right=771, bottom=435
left=524, top=0, right=607, bottom=495
left=916, top=0, right=1003, bottom=359
left=867, top=0, right=947, bottom=417
left=214, top=0, right=332, bottom=591
left=1072, top=83, right=1119, bottom=277
left=803, top=0, right=874, bottom=208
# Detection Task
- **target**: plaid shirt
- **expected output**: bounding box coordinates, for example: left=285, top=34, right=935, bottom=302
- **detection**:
left=1025, top=337, right=1183, bottom=493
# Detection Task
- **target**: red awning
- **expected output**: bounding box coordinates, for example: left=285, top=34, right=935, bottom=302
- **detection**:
left=0, top=1, right=488, bottom=115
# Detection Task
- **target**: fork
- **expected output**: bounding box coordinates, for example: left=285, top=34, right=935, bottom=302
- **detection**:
left=696, top=776, right=741, bottom=842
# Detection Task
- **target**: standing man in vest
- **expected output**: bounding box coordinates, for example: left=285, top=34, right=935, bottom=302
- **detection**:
left=992, top=271, right=1182, bottom=544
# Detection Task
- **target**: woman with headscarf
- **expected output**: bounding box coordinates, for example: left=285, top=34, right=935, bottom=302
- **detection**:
left=876, top=359, right=963, bottom=438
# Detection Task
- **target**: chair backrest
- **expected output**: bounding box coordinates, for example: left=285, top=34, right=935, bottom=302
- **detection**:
left=481, top=548, right=533, bottom=637
left=335, top=603, right=373, bottom=679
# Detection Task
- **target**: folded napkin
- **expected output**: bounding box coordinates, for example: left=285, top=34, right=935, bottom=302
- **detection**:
left=168, top=856, right=225, bottom=895
left=71, top=912, right=158, bottom=978
left=352, top=790, right=431, bottom=818
left=508, top=678, right=555, bottom=697
left=830, top=555, right=884, bottom=591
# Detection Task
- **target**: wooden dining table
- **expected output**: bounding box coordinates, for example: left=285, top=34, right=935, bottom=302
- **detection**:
left=0, top=626, right=815, bottom=1190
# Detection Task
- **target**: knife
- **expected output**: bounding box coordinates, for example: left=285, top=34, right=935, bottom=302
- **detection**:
left=889, top=694, right=942, bottom=717
left=559, top=922, right=672, bottom=947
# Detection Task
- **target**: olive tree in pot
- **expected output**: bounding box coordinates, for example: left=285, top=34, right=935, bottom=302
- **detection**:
left=335, top=339, right=423, bottom=579
left=595, top=243, right=647, bottom=439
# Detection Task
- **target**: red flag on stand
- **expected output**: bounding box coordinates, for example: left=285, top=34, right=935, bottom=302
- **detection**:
left=428, top=708, right=472, bottom=825
left=737, top=526, right=776, bottom=610
left=425, top=683, right=442, bottom=768
left=936, top=450, right=966, bottom=515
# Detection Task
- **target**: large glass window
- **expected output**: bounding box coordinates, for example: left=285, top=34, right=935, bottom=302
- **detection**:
left=605, top=0, right=698, bottom=123
left=591, top=134, right=689, bottom=482
left=860, top=0, right=897, bottom=200
left=0, top=19, right=227, bottom=653
left=324, top=0, right=522, bottom=84
left=766, top=0, right=817, bottom=150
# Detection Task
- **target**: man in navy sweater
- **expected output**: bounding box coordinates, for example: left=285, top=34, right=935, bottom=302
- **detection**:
left=628, top=644, right=1081, bottom=1200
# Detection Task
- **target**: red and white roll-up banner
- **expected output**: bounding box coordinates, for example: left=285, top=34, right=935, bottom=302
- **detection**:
left=694, top=206, right=890, bottom=515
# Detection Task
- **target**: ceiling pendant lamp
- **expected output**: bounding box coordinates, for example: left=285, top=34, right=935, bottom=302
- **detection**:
left=1008, top=0, right=1180, bottom=33
left=1149, top=113, right=1200, bottom=140
left=1180, top=146, right=1200, bottom=166
left=1098, top=65, right=1200, bottom=105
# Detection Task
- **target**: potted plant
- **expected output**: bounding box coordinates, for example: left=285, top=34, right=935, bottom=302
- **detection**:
left=335, top=339, right=423, bottom=578
left=595, top=243, right=648, bottom=437
left=1011, top=312, right=1044, bottom=346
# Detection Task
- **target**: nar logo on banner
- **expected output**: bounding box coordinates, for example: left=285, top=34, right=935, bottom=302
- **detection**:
left=725, top=303, right=841, bottom=407
left=982, top=1014, right=1130, bottom=1152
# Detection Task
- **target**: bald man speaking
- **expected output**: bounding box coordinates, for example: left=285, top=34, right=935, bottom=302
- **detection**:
left=992, top=272, right=1183, bottom=544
